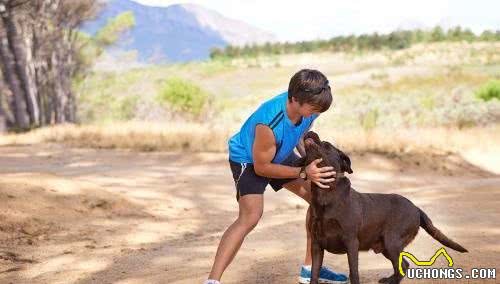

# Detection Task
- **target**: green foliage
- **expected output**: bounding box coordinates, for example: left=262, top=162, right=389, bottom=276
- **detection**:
left=78, top=92, right=139, bottom=122
left=74, top=31, right=103, bottom=74
left=430, top=26, right=446, bottom=41
left=476, top=80, right=500, bottom=101
left=94, top=11, right=135, bottom=47
left=75, top=70, right=143, bottom=122
left=156, top=77, right=210, bottom=116
left=361, top=108, right=379, bottom=131
left=74, top=12, right=137, bottom=122
left=420, top=93, right=436, bottom=110
left=74, top=12, right=135, bottom=80
left=210, top=26, right=500, bottom=60
left=387, top=30, right=412, bottom=49
left=118, top=95, right=140, bottom=120
left=480, top=30, right=499, bottom=41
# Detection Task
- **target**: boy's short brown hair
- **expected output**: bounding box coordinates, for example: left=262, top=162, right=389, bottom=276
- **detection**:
left=288, top=69, right=332, bottom=112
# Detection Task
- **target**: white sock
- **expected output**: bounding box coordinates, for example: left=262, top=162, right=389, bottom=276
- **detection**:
left=203, top=280, right=221, bottom=284
left=302, top=264, right=312, bottom=270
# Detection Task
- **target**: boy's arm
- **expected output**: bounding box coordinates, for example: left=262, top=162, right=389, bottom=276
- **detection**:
left=253, top=124, right=335, bottom=188
left=296, top=137, right=306, bottom=157
left=253, top=124, right=301, bottom=179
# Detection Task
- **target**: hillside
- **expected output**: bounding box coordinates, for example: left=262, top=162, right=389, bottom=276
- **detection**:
left=82, top=0, right=276, bottom=62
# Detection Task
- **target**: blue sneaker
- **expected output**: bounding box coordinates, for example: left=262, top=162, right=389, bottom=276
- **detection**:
left=298, top=265, right=348, bottom=283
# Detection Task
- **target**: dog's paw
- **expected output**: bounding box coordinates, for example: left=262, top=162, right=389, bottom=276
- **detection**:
left=378, top=276, right=390, bottom=283
left=378, top=275, right=400, bottom=284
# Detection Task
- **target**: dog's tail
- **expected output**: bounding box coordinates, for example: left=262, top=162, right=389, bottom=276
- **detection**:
left=419, top=208, right=468, bottom=253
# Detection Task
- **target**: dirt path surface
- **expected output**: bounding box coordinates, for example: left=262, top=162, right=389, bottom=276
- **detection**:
left=0, top=144, right=499, bottom=284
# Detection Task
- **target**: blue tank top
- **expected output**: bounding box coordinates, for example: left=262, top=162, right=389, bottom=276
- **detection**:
left=228, top=92, right=318, bottom=164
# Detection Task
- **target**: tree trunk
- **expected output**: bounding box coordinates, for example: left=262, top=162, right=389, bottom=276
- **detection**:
left=51, top=43, right=67, bottom=123
left=1, top=3, right=38, bottom=127
left=0, top=28, right=29, bottom=129
left=22, top=24, right=40, bottom=125
left=0, top=96, right=7, bottom=132
left=0, top=109, right=6, bottom=133
left=0, top=84, right=12, bottom=132
left=62, top=33, right=75, bottom=122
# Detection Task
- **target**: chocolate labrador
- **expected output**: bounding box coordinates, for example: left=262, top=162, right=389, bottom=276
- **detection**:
left=301, top=131, right=468, bottom=284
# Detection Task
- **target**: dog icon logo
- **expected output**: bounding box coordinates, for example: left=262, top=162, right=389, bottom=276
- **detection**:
left=399, top=247, right=454, bottom=276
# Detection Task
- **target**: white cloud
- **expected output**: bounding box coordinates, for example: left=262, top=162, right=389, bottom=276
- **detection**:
left=133, top=0, right=500, bottom=41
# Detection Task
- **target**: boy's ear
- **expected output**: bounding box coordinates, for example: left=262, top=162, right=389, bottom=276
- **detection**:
left=339, top=151, right=353, bottom=174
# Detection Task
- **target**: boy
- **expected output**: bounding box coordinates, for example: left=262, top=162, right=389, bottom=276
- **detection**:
left=205, top=69, right=348, bottom=284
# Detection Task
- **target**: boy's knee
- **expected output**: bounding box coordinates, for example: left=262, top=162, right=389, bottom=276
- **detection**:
left=238, top=211, right=262, bottom=230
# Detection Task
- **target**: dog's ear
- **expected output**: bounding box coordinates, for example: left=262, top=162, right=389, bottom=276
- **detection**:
left=304, top=131, right=321, bottom=144
left=339, top=151, right=353, bottom=174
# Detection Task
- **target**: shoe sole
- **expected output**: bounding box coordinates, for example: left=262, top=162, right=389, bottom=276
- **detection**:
left=298, top=276, right=348, bottom=284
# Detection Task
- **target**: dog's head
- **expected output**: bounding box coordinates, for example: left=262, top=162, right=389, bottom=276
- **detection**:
left=303, top=131, right=353, bottom=175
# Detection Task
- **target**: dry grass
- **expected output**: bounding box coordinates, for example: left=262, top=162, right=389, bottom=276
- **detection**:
left=316, top=124, right=500, bottom=155
left=0, top=122, right=231, bottom=152
left=1, top=122, right=499, bottom=156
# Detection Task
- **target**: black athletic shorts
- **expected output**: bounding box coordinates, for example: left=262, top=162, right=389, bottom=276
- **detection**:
left=229, top=153, right=302, bottom=201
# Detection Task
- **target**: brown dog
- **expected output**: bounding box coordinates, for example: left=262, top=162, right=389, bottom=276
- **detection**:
left=302, top=131, right=468, bottom=284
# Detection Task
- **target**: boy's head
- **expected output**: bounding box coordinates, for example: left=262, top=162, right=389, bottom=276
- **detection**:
left=288, top=69, right=332, bottom=114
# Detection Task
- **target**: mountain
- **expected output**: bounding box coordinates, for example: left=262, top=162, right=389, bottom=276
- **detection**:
left=82, top=0, right=276, bottom=62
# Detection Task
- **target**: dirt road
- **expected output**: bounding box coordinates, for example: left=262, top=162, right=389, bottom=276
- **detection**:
left=0, top=144, right=499, bottom=283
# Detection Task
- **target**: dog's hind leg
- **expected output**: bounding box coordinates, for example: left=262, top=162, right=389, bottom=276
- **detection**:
left=378, top=255, right=408, bottom=284
left=378, top=240, right=406, bottom=284
left=383, top=251, right=406, bottom=284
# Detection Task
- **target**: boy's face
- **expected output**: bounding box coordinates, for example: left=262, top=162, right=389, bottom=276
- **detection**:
left=291, top=97, right=321, bottom=117
left=299, top=103, right=321, bottom=118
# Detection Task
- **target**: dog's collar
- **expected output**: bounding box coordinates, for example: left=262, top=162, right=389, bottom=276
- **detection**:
left=335, top=172, right=345, bottom=178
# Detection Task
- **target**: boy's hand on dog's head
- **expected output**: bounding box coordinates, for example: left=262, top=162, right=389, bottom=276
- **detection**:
left=306, top=158, right=336, bottom=189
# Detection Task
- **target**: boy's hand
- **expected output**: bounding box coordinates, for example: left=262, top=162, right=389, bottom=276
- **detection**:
left=306, top=158, right=336, bottom=189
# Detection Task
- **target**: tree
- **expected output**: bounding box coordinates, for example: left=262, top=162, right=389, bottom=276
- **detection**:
left=94, top=11, right=134, bottom=46
left=430, top=26, right=445, bottom=42
left=480, top=30, right=495, bottom=41
left=0, top=0, right=31, bottom=129
left=0, top=0, right=134, bottom=130
left=0, top=79, right=14, bottom=131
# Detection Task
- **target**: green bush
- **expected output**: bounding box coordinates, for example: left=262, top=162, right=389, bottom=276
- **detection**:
left=156, top=77, right=209, bottom=116
left=420, top=93, right=436, bottom=110
left=361, top=108, right=379, bottom=131
left=476, top=80, right=500, bottom=101
left=77, top=92, right=139, bottom=123
left=117, top=95, right=139, bottom=120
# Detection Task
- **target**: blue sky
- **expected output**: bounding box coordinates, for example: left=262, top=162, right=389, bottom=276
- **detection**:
left=134, top=0, right=499, bottom=42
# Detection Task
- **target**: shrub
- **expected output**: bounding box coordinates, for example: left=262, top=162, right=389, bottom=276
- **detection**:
left=156, top=77, right=209, bottom=117
left=476, top=80, right=500, bottom=101
left=77, top=93, right=139, bottom=123
left=361, top=108, right=379, bottom=131
left=420, top=93, right=436, bottom=110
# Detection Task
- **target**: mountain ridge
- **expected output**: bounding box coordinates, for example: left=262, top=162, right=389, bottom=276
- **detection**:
left=82, top=0, right=276, bottom=62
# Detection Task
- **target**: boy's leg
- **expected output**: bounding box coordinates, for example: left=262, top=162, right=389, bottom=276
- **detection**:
left=280, top=178, right=313, bottom=264
left=208, top=194, right=264, bottom=280
left=280, top=178, right=348, bottom=283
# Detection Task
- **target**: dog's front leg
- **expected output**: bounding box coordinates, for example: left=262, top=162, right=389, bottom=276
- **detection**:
left=346, top=239, right=360, bottom=284
left=310, top=240, right=324, bottom=284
